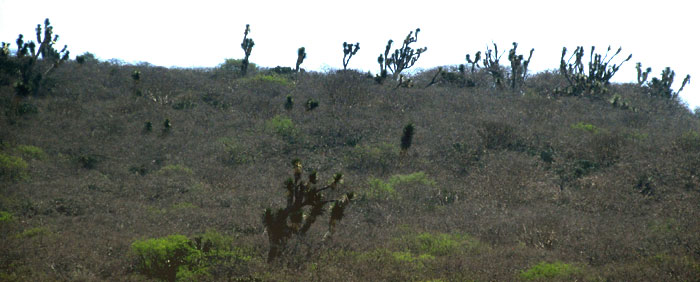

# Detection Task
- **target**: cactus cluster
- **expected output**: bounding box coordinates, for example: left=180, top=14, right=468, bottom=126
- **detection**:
left=507, top=42, right=534, bottom=90
left=559, top=46, right=632, bottom=97
left=376, top=28, right=427, bottom=83
left=1, top=18, right=69, bottom=97
left=240, top=24, right=254, bottom=77
left=262, top=160, right=354, bottom=262
left=342, top=42, right=360, bottom=70
left=636, top=63, right=690, bottom=100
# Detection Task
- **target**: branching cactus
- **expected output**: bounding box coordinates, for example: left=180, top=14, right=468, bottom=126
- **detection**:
left=508, top=42, right=534, bottom=90
left=342, top=42, right=360, bottom=70
left=559, top=46, right=632, bottom=97
left=483, top=43, right=505, bottom=87
left=240, top=24, right=254, bottom=76
left=262, top=160, right=354, bottom=263
left=6, top=18, right=69, bottom=97
left=636, top=62, right=652, bottom=85
left=465, top=51, right=481, bottom=73
left=376, top=40, right=393, bottom=83
left=385, top=28, right=427, bottom=80
left=295, top=47, right=306, bottom=72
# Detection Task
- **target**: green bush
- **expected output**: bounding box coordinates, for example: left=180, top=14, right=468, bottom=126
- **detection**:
left=131, top=234, right=204, bottom=281
left=242, top=73, right=293, bottom=88
left=157, top=164, right=194, bottom=175
left=346, top=143, right=400, bottom=172
left=215, top=58, right=257, bottom=77
left=365, top=172, right=436, bottom=200
left=0, top=211, right=13, bottom=223
left=15, top=227, right=49, bottom=239
left=0, top=153, right=28, bottom=181
left=396, top=231, right=484, bottom=257
left=218, top=137, right=250, bottom=165
left=15, top=145, right=46, bottom=160
left=520, top=261, right=581, bottom=280
left=264, top=115, right=298, bottom=143
left=571, top=122, right=600, bottom=134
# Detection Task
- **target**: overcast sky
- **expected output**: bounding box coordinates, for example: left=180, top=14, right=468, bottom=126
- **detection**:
left=1, top=0, right=698, bottom=109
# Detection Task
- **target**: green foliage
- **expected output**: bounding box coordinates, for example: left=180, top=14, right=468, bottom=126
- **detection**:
left=571, top=122, right=599, bottom=134
left=242, top=73, right=293, bottom=88
left=399, top=232, right=484, bottom=256
left=15, top=227, right=49, bottom=239
left=240, top=24, right=254, bottom=77
left=365, top=172, right=436, bottom=200
left=0, top=211, right=13, bottom=223
left=400, top=123, right=415, bottom=152
left=262, top=160, right=354, bottom=262
left=342, top=42, right=360, bottom=70
left=15, top=145, right=46, bottom=160
left=264, top=115, right=298, bottom=142
left=131, top=234, right=203, bottom=281
left=346, top=143, right=400, bottom=172
left=158, top=164, right=194, bottom=175
left=218, top=137, right=250, bottom=165
left=216, top=58, right=258, bottom=77
left=295, top=47, right=306, bottom=72
left=559, top=46, right=632, bottom=97
left=520, top=261, right=581, bottom=280
left=0, top=153, right=28, bottom=181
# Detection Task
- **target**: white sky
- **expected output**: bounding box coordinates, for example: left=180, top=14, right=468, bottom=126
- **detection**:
left=1, top=0, right=698, bottom=109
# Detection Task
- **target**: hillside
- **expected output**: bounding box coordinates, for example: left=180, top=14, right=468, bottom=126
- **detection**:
left=1, top=55, right=700, bottom=280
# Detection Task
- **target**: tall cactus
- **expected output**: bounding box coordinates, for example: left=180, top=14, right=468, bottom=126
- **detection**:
left=295, top=47, right=306, bottom=72
left=240, top=24, right=254, bottom=77
left=342, top=42, right=360, bottom=70
left=483, top=43, right=505, bottom=87
left=508, top=42, right=534, bottom=90
left=262, top=160, right=354, bottom=263
left=385, top=28, right=427, bottom=80
left=2, top=18, right=69, bottom=98
left=376, top=40, right=393, bottom=83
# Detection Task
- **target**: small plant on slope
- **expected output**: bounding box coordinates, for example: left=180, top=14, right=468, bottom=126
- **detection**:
left=262, top=160, right=354, bottom=262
